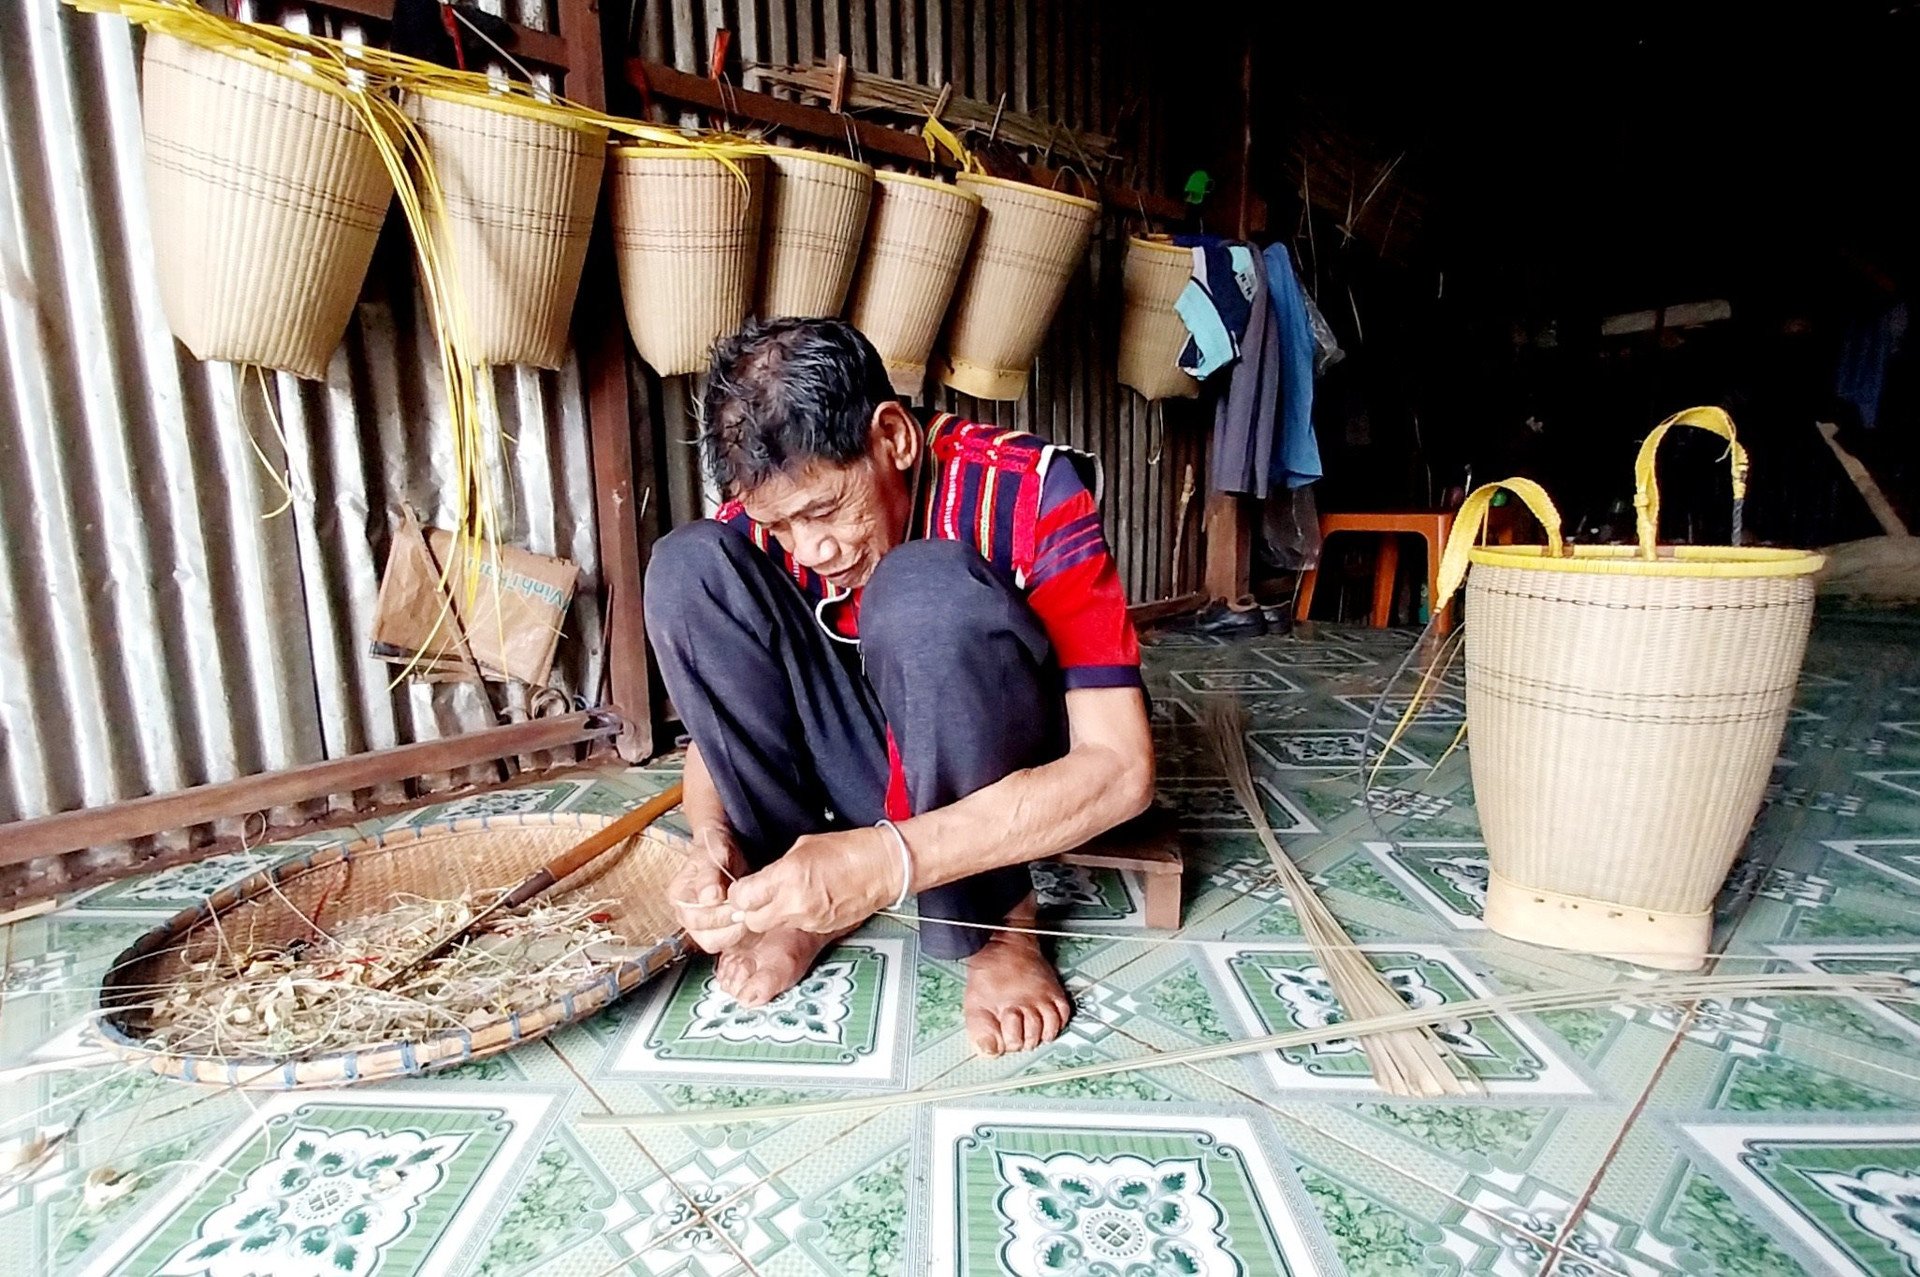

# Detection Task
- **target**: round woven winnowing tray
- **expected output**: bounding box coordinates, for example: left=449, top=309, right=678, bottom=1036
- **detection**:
left=95, top=811, right=689, bottom=1089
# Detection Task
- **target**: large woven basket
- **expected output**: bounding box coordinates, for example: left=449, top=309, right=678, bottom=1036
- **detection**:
left=405, top=86, right=608, bottom=369
left=1117, top=236, right=1200, bottom=400
left=846, top=172, right=981, bottom=399
left=1434, top=409, right=1825, bottom=969
left=610, top=146, right=765, bottom=375
left=756, top=147, right=874, bottom=319
left=935, top=174, right=1099, bottom=400
left=96, top=812, right=688, bottom=1088
left=140, top=33, right=393, bottom=380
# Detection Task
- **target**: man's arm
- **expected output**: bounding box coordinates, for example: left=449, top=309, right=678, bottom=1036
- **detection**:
left=717, top=685, right=1153, bottom=938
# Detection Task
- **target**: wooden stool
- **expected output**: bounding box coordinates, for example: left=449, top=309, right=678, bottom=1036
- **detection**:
left=1295, top=511, right=1456, bottom=635
left=1050, top=804, right=1182, bottom=930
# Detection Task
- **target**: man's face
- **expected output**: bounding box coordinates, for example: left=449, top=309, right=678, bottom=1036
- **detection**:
left=737, top=405, right=918, bottom=593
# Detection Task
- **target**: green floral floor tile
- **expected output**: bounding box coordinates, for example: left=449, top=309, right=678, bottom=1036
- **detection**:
left=923, top=1104, right=1337, bottom=1275
left=1198, top=941, right=1591, bottom=1096
left=606, top=940, right=912, bottom=1087
left=1678, top=1118, right=1920, bottom=1276
left=68, top=1089, right=555, bottom=1276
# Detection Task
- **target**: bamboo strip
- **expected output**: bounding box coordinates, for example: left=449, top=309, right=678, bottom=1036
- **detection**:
left=748, top=63, right=1117, bottom=161
left=578, top=971, right=1908, bottom=1129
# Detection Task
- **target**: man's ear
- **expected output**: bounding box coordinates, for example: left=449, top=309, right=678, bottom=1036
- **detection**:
left=870, top=401, right=921, bottom=473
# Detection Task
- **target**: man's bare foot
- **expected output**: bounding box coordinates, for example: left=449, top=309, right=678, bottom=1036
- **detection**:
left=714, top=928, right=840, bottom=1009
left=963, top=893, right=1073, bottom=1057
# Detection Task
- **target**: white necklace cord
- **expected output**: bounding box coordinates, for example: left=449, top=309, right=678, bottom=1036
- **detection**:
left=873, top=819, right=914, bottom=910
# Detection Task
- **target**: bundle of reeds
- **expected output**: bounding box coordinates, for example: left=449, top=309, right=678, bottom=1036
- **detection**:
left=749, top=63, right=1116, bottom=163
left=1201, top=697, right=1475, bottom=1097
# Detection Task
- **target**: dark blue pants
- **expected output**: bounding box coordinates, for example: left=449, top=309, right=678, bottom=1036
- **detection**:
left=644, top=524, right=1066, bottom=958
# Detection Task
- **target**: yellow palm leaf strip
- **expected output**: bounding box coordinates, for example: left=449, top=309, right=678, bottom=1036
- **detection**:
left=1200, top=696, right=1477, bottom=1097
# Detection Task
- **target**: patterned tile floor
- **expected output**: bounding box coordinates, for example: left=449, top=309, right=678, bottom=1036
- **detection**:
left=7, top=611, right=1920, bottom=1274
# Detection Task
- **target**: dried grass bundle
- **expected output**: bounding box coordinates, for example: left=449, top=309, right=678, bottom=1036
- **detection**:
left=131, top=893, right=638, bottom=1062
left=1201, top=697, right=1477, bottom=1097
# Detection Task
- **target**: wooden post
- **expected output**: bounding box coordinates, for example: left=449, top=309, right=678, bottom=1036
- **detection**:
left=1200, top=38, right=1260, bottom=604
left=1204, top=493, right=1252, bottom=601
left=560, top=0, right=652, bottom=761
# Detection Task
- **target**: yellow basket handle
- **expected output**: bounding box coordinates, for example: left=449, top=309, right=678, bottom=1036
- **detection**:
left=1435, top=478, right=1565, bottom=607
left=922, top=116, right=981, bottom=173
left=1632, top=406, right=1749, bottom=560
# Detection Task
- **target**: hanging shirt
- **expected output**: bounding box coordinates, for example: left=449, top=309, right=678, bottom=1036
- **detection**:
left=1175, top=243, right=1262, bottom=379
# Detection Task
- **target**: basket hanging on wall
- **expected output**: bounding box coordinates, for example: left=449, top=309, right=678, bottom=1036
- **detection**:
left=935, top=174, right=1099, bottom=401
left=755, top=147, right=874, bottom=320
left=845, top=172, right=982, bottom=400
left=404, top=86, right=608, bottom=370
left=139, top=32, right=393, bottom=380
left=1430, top=408, right=1825, bottom=970
left=1117, top=236, right=1200, bottom=401
left=610, top=145, right=765, bottom=376
left=95, top=812, right=689, bottom=1088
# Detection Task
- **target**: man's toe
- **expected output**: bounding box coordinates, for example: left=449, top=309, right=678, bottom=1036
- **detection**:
left=715, top=953, right=756, bottom=999
left=966, top=1007, right=1004, bottom=1057
left=736, top=970, right=780, bottom=1009
left=1036, top=1000, right=1065, bottom=1045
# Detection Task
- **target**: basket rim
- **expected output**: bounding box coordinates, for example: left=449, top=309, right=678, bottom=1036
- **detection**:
left=1469, top=542, right=1826, bottom=579
left=610, top=142, right=764, bottom=160
left=143, top=27, right=351, bottom=94
left=1126, top=234, right=1188, bottom=256
left=751, top=145, right=875, bottom=177
left=956, top=171, right=1101, bottom=212
left=406, top=82, right=610, bottom=138
left=875, top=170, right=983, bottom=202
left=93, top=810, right=689, bottom=1087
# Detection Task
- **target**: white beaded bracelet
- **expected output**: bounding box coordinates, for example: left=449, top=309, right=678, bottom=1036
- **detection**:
left=873, top=818, right=914, bottom=911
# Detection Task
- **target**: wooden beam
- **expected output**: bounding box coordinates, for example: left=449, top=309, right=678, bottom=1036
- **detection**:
left=0, top=760, right=618, bottom=909
left=300, top=0, right=572, bottom=72
left=0, top=712, right=621, bottom=865
left=1200, top=36, right=1260, bottom=603
left=1126, top=591, right=1207, bottom=626
left=1203, top=493, right=1252, bottom=602
left=626, top=58, right=1189, bottom=221
left=560, top=0, right=651, bottom=761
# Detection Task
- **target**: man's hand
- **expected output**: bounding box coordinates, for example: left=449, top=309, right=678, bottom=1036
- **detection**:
left=672, top=826, right=751, bottom=953
left=725, top=826, right=899, bottom=936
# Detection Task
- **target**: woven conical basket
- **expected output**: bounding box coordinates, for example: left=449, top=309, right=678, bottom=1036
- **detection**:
left=756, top=147, right=874, bottom=319
left=936, top=174, right=1099, bottom=400
left=405, top=86, right=608, bottom=369
left=1432, top=410, right=1825, bottom=970
left=846, top=173, right=981, bottom=399
left=139, top=33, right=393, bottom=381
left=610, top=146, right=765, bottom=375
left=1117, top=236, right=1199, bottom=400
left=96, top=812, right=689, bottom=1088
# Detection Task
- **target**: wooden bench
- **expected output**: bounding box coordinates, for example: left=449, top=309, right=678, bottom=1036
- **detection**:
left=1050, top=804, right=1183, bottom=929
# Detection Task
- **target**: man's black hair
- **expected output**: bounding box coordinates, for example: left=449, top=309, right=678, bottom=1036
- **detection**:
left=698, top=317, right=899, bottom=497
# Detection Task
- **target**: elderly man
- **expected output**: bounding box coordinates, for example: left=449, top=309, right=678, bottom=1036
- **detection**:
left=644, top=318, right=1154, bottom=1057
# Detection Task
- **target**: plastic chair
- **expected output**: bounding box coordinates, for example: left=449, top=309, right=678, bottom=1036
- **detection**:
left=1294, top=511, right=1456, bottom=635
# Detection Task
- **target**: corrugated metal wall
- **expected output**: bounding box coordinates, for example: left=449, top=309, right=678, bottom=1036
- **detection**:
left=629, top=0, right=1209, bottom=603
left=0, top=0, right=604, bottom=835
left=0, top=0, right=1200, bottom=850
